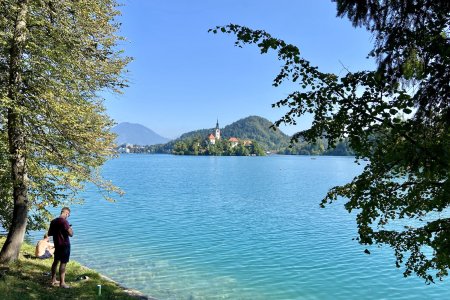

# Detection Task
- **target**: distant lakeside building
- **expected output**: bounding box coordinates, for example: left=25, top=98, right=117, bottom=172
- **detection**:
left=117, top=143, right=132, bottom=153
left=208, top=119, right=221, bottom=145
left=207, top=119, right=250, bottom=148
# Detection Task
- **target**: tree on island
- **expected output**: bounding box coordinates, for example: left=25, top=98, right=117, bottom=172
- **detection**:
left=0, top=0, right=129, bottom=263
left=172, top=137, right=265, bottom=156
left=211, top=0, right=450, bottom=282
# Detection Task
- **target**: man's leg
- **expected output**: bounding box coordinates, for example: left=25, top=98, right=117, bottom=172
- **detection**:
left=59, top=262, right=69, bottom=288
left=51, top=259, right=59, bottom=284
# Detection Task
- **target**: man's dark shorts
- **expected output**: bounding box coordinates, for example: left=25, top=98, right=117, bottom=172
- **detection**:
left=54, top=245, right=70, bottom=263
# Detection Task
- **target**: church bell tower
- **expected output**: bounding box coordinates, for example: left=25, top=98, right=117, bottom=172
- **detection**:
left=215, top=118, right=221, bottom=140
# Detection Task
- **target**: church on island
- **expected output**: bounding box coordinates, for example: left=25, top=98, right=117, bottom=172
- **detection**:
left=172, top=119, right=261, bottom=156
left=207, top=119, right=250, bottom=148
left=207, top=119, right=221, bottom=145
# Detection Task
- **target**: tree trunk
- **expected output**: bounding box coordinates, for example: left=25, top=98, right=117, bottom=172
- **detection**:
left=0, top=0, right=29, bottom=264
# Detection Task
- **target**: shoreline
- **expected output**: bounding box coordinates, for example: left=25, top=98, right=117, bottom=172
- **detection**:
left=96, top=271, right=157, bottom=300
left=0, top=235, right=158, bottom=299
left=74, top=260, right=157, bottom=300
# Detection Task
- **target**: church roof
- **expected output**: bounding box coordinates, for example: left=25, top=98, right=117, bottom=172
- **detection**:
left=229, top=137, right=239, bottom=142
left=208, top=134, right=215, bottom=140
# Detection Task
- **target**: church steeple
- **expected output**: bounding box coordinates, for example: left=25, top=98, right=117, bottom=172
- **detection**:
left=215, top=118, right=221, bottom=140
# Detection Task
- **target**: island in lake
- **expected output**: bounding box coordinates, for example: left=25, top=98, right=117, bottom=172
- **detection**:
left=114, top=116, right=354, bottom=156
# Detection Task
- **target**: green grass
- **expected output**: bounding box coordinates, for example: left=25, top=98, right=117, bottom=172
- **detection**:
left=0, top=236, right=150, bottom=299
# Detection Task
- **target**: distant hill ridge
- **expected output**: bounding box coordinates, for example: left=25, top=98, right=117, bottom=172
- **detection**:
left=222, top=116, right=289, bottom=150
left=168, top=116, right=289, bottom=151
left=117, top=116, right=354, bottom=156
left=112, top=122, right=170, bottom=146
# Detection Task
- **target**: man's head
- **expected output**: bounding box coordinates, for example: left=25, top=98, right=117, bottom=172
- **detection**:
left=60, top=207, right=71, bottom=219
left=43, top=233, right=49, bottom=240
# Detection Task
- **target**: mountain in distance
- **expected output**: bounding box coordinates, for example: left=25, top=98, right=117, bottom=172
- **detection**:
left=112, top=122, right=170, bottom=146
left=136, top=115, right=353, bottom=155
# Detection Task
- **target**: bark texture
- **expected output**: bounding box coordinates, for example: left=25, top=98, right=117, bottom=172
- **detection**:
left=0, top=0, right=29, bottom=264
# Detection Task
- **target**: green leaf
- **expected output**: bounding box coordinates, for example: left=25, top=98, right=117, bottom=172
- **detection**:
left=403, top=108, right=412, bottom=114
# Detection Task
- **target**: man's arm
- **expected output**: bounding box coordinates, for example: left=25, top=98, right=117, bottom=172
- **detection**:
left=47, top=222, right=53, bottom=236
left=63, top=219, right=73, bottom=237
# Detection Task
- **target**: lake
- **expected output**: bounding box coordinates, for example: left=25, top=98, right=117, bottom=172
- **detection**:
left=30, top=154, right=450, bottom=299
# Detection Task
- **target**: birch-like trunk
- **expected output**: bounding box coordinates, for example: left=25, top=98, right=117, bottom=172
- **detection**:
left=0, top=0, right=29, bottom=264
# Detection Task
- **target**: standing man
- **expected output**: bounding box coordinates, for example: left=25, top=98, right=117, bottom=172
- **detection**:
left=48, top=207, right=73, bottom=288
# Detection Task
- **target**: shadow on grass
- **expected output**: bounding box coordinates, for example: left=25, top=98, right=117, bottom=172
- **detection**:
left=0, top=237, right=145, bottom=299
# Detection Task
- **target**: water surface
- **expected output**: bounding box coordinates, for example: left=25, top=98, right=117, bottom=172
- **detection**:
left=31, top=155, right=450, bottom=299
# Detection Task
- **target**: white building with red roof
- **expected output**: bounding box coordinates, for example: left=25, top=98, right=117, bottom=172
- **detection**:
left=208, top=133, right=216, bottom=145
left=208, top=120, right=241, bottom=148
left=208, top=119, right=221, bottom=145
left=228, top=137, right=239, bottom=147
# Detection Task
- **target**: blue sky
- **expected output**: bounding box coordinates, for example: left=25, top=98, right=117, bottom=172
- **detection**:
left=107, top=0, right=376, bottom=139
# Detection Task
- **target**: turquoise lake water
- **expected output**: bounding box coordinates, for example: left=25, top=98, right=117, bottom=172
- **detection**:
left=30, top=154, right=450, bottom=299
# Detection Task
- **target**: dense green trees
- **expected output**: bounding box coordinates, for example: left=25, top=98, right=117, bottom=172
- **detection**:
left=121, top=137, right=353, bottom=156
left=221, top=116, right=289, bottom=151
left=282, top=138, right=353, bottom=156
left=0, top=0, right=129, bottom=262
left=172, top=137, right=265, bottom=156
left=165, top=116, right=290, bottom=152
left=137, top=115, right=353, bottom=155
left=211, top=0, right=450, bottom=282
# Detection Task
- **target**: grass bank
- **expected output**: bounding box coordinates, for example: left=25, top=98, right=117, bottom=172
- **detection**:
left=0, top=236, right=153, bottom=300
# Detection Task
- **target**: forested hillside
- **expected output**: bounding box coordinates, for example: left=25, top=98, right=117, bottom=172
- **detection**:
left=128, top=116, right=354, bottom=156
left=221, top=116, right=289, bottom=150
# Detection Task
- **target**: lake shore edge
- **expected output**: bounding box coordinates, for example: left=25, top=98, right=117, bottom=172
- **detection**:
left=83, top=264, right=157, bottom=300
left=0, top=236, right=158, bottom=299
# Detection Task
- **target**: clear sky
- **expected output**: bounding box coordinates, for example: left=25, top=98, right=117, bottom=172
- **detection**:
left=106, top=0, right=376, bottom=139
